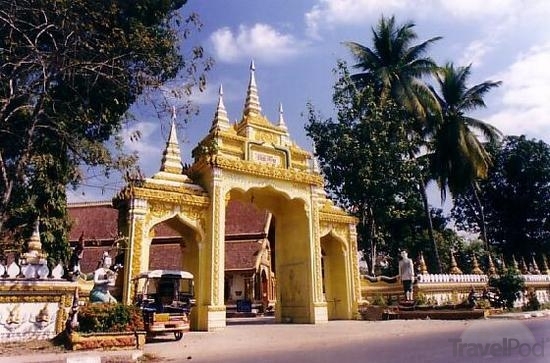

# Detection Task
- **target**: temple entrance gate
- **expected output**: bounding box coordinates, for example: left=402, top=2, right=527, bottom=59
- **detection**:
left=114, top=63, right=360, bottom=331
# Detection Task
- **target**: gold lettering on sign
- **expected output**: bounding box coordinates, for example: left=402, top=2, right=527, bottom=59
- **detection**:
left=251, top=151, right=281, bottom=166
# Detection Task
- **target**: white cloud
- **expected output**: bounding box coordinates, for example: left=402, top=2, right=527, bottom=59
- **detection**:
left=210, top=23, right=303, bottom=64
left=305, top=0, right=550, bottom=40
left=487, top=42, right=550, bottom=143
left=436, top=0, right=518, bottom=19
left=459, top=40, right=493, bottom=68
left=305, top=0, right=405, bottom=38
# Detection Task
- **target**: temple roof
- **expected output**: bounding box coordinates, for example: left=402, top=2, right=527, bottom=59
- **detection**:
left=68, top=200, right=269, bottom=241
left=225, top=239, right=266, bottom=271
left=68, top=202, right=119, bottom=242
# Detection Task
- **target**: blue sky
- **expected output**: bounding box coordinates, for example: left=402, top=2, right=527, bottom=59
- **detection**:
left=68, top=0, right=550, bottom=213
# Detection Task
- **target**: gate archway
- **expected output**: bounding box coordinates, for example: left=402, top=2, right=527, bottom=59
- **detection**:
left=115, top=63, right=360, bottom=331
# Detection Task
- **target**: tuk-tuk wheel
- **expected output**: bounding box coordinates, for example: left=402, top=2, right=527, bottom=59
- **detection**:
left=174, top=331, right=183, bottom=341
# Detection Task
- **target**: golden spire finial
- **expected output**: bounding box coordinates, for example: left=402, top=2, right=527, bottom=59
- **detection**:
left=419, top=252, right=428, bottom=274
left=500, top=254, right=507, bottom=271
left=159, top=115, right=183, bottom=175
left=449, top=251, right=463, bottom=274
left=243, top=60, right=262, bottom=116
left=471, top=254, right=483, bottom=275
left=210, top=84, right=230, bottom=132
left=531, top=255, right=540, bottom=274
left=487, top=254, right=497, bottom=276
left=278, top=103, right=287, bottom=130
left=541, top=254, right=549, bottom=274
left=512, top=254, right=519, bottom=271
left=520, top=256, right=529, bottom=274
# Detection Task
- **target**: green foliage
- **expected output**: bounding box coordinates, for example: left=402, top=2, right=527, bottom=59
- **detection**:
left=523, top=289, right=541, bottom=312
left=77, top=303, right=144, bottom=333
left=414, top=291, right=428, bottom=305
left=369, top=294, right=388, bottom=307
left=428, top=63, right=502, bottom=202
left=340, top=15, right=445, bottom=272
left=306, top=61, right=440, bottom=274
left=0, top=0, right=212, bottom=259
left=488, top=268, right=525, bottom=310
left=452, top=136, right=550, bottom=257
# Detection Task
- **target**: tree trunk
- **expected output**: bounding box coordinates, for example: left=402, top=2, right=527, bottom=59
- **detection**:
left=471, top=182, right=489, bottom=250
left=418, top=175, right=443, bottom=274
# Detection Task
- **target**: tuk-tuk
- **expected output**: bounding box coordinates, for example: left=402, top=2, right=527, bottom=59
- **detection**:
left=132, top=270, right=195, bottom=341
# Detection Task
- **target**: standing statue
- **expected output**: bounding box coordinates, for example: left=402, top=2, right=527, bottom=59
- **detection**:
left=68, top=233, right=84, bottom=280
left=89, top=252, right=117, bottom=303
left=398, top=250, right=415, bottom=301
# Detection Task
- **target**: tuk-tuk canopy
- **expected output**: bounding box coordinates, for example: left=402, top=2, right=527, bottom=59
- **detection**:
left=133, top=270, right=194, bottom=280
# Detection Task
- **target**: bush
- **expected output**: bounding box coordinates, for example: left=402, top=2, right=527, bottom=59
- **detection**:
left=489, top=268, right=525, bottom=310
left=77, top=303, right=144, bottom=333
left=369, top=294, right=387, bottom=307
left=414, top=291, right=428, bottom=305
left=523, top=289, right=541, bottom=311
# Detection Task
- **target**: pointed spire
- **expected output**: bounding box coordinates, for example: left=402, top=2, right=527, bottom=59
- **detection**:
left=278, top=103, right=287, bottom=130
left=27, top=218, right=42, bottom=254
left=500, top=254, right=507, bottom=271
left=210, top=84, right=230, bottom=132
left=311, top=142, right=320, bottom=173
left=520, top=256, right=529, bottom=274
left=512, top=254, right=519, bottom=271
left=541, top=254, right=549, bottom=274
left=487, top=254, right=497, bottom=276
left=449, top=251, right=463, bottom=274
left=160, top=110, right=183, bottom=175
left=531, top=255, right=540, bottom=274
left=243, top=60, right=262, bottom=116
left=419, top=252, right=428, bottom=274
left=471, top=254, right=484, bottom=275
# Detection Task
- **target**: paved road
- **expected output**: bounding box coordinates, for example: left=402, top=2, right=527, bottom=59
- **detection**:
left=143, top=317, right=550, bottom=363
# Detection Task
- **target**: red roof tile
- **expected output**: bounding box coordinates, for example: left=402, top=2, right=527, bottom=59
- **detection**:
left=68, top=200, right=270, bottom=272
left=68, top=200, right=269, bottom=241
left=225, top=200, right=269, bottom=236
left=225, top=240, right=263, bottom=270
left=68, top=202, right=118, bottom=241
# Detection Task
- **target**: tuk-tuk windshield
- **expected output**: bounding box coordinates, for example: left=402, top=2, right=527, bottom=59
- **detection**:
left=133, top=270, right=194, bottom=310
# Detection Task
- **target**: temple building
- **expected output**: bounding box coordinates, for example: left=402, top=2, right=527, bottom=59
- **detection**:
left=67, top=199, right=277, bottom=312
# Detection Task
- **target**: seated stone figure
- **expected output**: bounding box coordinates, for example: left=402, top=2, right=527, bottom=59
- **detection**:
left=89, top=252, right=117, bottom=303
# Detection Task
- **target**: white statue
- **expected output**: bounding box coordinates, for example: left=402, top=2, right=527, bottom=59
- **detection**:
left=398, top=250, right=415, bottom=301
left=89, top=252, right=117, bottom=303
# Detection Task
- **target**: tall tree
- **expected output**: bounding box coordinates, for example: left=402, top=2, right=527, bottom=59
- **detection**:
left=0, top=0, right=212, bottom=263
left=343, top=15, right=441, bottom=119
left=452, top=136, right=550, bottom=258
left=428, top=63, right=501, bottom=246
left=306, top=62, right=427, bottom=274
left=343, top=15, right=443, bottom=272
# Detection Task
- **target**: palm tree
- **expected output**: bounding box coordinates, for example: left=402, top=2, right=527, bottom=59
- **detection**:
left=344, top=15, right=441, bottom=119
left=344, top=15, right=444, bottom=272
left=428, top=63, right=502, bottom=247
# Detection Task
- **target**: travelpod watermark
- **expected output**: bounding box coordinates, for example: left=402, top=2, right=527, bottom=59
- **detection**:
left=449, top=320, right=548, bottom=359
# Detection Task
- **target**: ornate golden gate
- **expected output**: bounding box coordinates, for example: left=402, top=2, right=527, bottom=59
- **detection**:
left=114, top=63, right=360, bottom=331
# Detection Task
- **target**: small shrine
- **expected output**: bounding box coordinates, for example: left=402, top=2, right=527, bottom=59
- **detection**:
left=0, top=220, right=76, bottom=342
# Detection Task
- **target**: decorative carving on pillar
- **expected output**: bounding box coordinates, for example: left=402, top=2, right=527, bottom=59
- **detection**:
left=212, top=185, right=222, bottom=304
left=131, top=218, right=144, bottom=286
left=312, top=205, right=322, bottom=302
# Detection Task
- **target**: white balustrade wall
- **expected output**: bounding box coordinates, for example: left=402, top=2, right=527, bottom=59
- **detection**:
left=0, top=261, right=76, bottom=343
left=362, top=273, right=550, bottom=308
